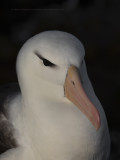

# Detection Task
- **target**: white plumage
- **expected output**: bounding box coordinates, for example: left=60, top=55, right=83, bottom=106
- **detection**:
left=0, top=31, right=110, bottom=160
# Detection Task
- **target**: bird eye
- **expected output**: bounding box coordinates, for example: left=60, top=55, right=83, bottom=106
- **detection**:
left=34, top=51, right=56, bottom=67
left=41, top=58, right=56, bottom=67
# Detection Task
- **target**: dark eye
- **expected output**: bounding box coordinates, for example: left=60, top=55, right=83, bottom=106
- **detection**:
left=42, top=58, right=56, bottom=67
left=34, top=51, right=56, bottom=67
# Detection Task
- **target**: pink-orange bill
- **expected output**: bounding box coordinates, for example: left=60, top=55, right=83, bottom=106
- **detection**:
left=64, top=65, right=101, bottom=130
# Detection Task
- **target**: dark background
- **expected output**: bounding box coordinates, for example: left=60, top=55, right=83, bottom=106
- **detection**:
left=0, top=0, right=120, bottom=159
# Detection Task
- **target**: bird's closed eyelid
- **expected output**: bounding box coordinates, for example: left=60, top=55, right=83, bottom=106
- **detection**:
left=34, top=51, right=57, bottom=67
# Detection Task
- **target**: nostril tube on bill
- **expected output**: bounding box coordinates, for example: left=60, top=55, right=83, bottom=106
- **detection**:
left=71, top=81, right=75, bottom=87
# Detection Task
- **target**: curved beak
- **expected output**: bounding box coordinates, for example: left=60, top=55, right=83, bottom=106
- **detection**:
left=64, top=65, right=101, bottom=130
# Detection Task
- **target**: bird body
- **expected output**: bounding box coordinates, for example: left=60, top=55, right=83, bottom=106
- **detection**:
left=0, top=31, right=110, bottom=160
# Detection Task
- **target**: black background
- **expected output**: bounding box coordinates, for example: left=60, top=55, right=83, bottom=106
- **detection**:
left=0, top=0, right=120, bottom=159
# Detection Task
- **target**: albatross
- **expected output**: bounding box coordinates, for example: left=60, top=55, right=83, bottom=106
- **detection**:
left=0, top=31, right=110, bottom=160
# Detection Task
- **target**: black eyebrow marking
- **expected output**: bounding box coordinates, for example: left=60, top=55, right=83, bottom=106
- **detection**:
left=34, top=51, right=57, bottom=67
left=34, top=51, right=43, bottom=60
